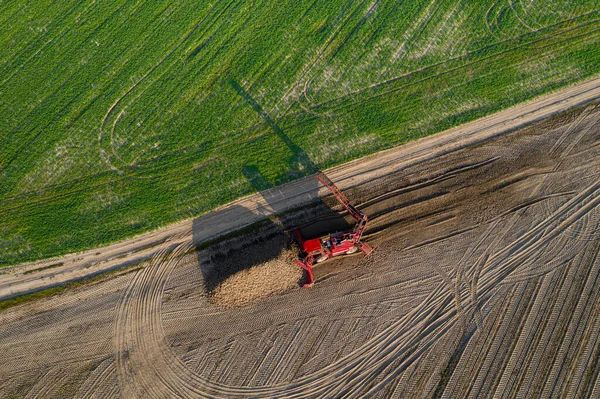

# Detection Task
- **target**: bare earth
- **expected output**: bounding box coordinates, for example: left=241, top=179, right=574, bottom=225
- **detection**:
left=1, top=78, right=600, bottom=397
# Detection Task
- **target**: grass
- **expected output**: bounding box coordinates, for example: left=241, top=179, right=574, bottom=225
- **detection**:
left=2, top=0, right=600, bottom=266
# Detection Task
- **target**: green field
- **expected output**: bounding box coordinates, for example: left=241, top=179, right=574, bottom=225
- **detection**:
left=1, top=0, right=600, bottom=266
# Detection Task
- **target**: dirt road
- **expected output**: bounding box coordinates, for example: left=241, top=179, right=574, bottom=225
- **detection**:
left=2, top=76, right=600, bottom=301
left=1, top=91, right=600, bottom=397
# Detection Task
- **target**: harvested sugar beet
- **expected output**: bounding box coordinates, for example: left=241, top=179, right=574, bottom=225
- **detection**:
left=209, top=247, right=302, bottom=307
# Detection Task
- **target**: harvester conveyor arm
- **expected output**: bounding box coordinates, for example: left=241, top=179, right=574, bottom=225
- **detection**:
left=315, top=172, right=365, bottom=222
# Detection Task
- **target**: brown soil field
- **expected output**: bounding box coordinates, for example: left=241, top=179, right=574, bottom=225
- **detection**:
left=2, top=100, right=600, bottom=398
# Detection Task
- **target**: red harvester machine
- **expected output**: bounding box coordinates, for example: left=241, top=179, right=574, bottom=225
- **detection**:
left=291, top=171, right=375, bottom=287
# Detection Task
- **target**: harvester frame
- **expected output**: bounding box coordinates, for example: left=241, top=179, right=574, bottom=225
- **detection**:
left=291, top=172, right=375, bottom=287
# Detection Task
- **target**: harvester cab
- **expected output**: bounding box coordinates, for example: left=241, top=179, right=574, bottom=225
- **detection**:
left=290, top=172, right=375, bottom=287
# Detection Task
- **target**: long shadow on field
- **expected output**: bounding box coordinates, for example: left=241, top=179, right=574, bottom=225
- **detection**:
left=193, top=205, right=353, bottom=296
left=196, top=216, right=292, bottom=295
left=192, top=168, right=351, bottom=297
left=191, top=80, right=353, bottom=298
left=229, top=79, right=317, bottom=176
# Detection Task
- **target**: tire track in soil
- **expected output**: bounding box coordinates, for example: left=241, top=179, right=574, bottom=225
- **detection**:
left=538, top=238, right=600, bottom=399
left=440, top=112, right=600, bottom=396
left=494, top=269, right=561, bottom=398
left=23, top=366, right=66, bottom=399
left=3, top=84, right=600, bottom=397
left=562, top=277, right=600, bottom=398
left=115, top=170, right=600, bottom=396
left=113, top=228, right=450, bottom=395
left=76, top=357, right=117, bottom=399
left=427, top=103, right=600, bottom=395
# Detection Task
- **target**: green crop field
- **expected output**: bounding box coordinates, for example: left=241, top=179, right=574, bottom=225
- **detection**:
left=1, top=0, right=600, bottom=266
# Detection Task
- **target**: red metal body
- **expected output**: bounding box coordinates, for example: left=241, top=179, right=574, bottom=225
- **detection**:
left=291, top=172, right=375, bottom=287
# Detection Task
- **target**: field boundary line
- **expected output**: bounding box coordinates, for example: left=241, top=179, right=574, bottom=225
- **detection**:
left=1, top=74, right=600, bottom=300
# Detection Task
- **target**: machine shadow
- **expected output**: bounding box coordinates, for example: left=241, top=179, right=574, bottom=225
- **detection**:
left=197, top=217, right=293, bottom=295
left=191, top=79, right=352, bottom=296
left=191, top=175, right=352, bottom=296
left=229, top=78, right=317, bottom=176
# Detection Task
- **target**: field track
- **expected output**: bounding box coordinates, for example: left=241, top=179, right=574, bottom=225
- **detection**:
left=3, top=0, right=600, bottom=269
left=2, top=75, right=600, bottom=300
left=2, top=78, right=600, bottom=397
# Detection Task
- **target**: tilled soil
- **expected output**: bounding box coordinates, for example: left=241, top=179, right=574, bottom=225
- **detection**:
left=2, top=101, right=600, bottom=398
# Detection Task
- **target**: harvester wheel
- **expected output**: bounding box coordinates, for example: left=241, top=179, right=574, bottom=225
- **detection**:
left=347, top=245, right=358, bottom=254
